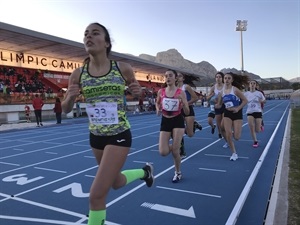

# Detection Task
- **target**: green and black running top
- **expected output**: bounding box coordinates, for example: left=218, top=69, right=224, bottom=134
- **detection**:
left=80, top=60, right=130, bottom=136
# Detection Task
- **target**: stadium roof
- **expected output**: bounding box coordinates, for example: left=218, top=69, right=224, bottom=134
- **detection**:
left=259, top=77, right=289, bottom=84
left=0, top=22, right=201, bottom=77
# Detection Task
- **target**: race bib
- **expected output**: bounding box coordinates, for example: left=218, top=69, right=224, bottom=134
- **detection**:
left=162, top=98, right=180, bottom=111
left=250, top=103, right=259, bottom=110
left=224, top=101, right=234, bottom=108
left=210, top=105, right=215, bottom=111
left=86, top=102, right=118, bottom=125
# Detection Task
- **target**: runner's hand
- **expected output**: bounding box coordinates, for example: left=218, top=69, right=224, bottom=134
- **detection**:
left=128, top=78, right=141, bottom=97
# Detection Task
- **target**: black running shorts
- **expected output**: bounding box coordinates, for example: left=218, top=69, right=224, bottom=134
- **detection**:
left=181, top=105, right=195, bottom=117
left=224, top=108, right=243, bottom=121
left=160, top=114, right=185, bottom=132
left=247, top=112, right=263, bottom=119
left=89, top=129, right=132, bottom=150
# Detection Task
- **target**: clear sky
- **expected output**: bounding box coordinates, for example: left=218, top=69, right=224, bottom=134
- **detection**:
left=0, top=0, right=299, bottom=80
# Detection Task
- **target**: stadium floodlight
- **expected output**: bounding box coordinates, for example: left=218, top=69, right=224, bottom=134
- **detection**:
left=236, top=20, right=248, bottom=73
left=236, top=20, right=248, bottom=31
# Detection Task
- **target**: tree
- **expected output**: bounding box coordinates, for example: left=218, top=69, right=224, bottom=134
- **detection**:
left=291, top=82, right=300, bottom=90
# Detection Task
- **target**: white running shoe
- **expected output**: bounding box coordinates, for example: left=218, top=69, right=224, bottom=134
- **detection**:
left=172, top=172, right=182, bottom=183
left=230, top=153, right=238, bottom=161
left=223, top=142, right=229, bottom=148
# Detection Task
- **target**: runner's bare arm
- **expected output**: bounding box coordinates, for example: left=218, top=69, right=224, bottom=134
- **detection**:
left=118, top=61, right=141, bottom=98
left=62, top=68, right=81, bottom=113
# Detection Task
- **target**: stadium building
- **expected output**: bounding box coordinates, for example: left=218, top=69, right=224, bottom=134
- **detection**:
left=0, top=22, right=203, bottom=123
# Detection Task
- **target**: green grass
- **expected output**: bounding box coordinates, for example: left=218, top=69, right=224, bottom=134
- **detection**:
left=288, top=108, right=300, bottom=225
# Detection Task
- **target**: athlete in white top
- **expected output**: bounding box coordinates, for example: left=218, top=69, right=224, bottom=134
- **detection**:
left=206, top=72, right=225, bottom=138
left=244, top=80, right=266, bottom=148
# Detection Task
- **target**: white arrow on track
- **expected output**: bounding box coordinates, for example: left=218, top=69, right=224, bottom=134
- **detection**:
left=0, top=215, right=121, bottom=225
left=141, top=202, right=196, bottom=218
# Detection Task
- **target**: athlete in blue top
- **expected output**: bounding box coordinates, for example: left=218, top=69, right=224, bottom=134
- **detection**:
left=176, top=72, right=201, bottom=158
left=215, top=72, right=249, bottom=161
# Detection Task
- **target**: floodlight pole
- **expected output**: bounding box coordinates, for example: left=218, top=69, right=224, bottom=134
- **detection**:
left=240, top=31, right=244, bottom=72
left=236, top=20, right=247, bottom=74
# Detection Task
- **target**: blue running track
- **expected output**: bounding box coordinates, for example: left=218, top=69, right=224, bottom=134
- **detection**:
left=0, top=99, right=290, bottom=225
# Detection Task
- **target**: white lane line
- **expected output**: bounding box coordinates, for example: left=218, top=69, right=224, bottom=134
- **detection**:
left=43, top=142, right=64, bottom=145
left=0, top=128, right=158, bottom=162
left=156, top=186, right=221, bottom=198
left=0, top=192, right=84, bottom=218
left=238, top=139, right=256, bottom=142
left=199, top=167, right=227, bottom=172
left=191, top=136, right=215, bottom=140
left=75, top=215, right=128, bottom=225
left=105, top=139, right=223, bottom=208
left=0, top=139, right=89, bottom=161
left=128, top=143, right=158, bottom=156
left=265, top=108, right=291, bottom=225
left=0, top=102, right=287, bottom=224
left=0, top=133, right=87, bottom=152
left=13, top=148, right=24, bottom=151
left=204, top=154, right=249, bottom=160
left=45, top=152, right=58, bottom=155
left=0, top=161, right=20, bottom=166
left=205, top=154, right=231, bottom=158
left=225, top=104, right=288, bottom=225
left=130, top=124, right=159, bottom=131
left=34, top=167, right=67, bottom=173
left=0, top=193, right=119, bottom=225
left=0, top=139, right=13, bottom=143
left=74, top=217, right=88, bottom=224
left=85, top=175, right=95, bottom=178
left=133, top=160, right=154, bottom=164
left=0, top=215, right=84, bottom=225
left=0, top=163, right=96, bottom=200
left=72, top=144, right=90, bottom=147
left=132, top=130, right=160, bottom=139
left=0, top=149, right=90, bottom=175
left=147, top=135, right=159, bottom=138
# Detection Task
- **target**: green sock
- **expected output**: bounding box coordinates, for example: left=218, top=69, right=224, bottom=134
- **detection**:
left=122, top=169, right=145, bottom=185
left=88, top=210, right=106, bottom=225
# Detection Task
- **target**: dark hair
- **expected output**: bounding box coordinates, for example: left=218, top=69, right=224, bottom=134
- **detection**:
left=254, top=80, right=261, bottom=90
left=225, top=72, right=249, bottom=90
left=215, top=72, right=224, bottom=83
left=83, top=22, right=112, bottom=64
left=179, top=72, right=200, bottom=88
left=56, top=97, right=61, bottom=103
left=161, top=82, right=167, bottom=88
left=160, top=69, right=177, bottom=88
left=215, top=72, right=224, bottom=77
left=166, top=69, right=178, bottom=77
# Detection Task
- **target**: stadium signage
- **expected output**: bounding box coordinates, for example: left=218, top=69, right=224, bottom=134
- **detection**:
left=0, top=49, right=81, bottom=73
left=135, top=72, right=165, bottom=83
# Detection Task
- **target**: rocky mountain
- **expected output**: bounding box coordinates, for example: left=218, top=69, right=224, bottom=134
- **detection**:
left=140, top=49, right=217, bottom=79
left=220, top=68, right=260, bottom=80
left=139, top=48, right=260, bottom=85
left=139, top=48, right=299, bottom=85
left=289, top=77, right=300, bottom=83
left=139, top=51, right=214, bottom=85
